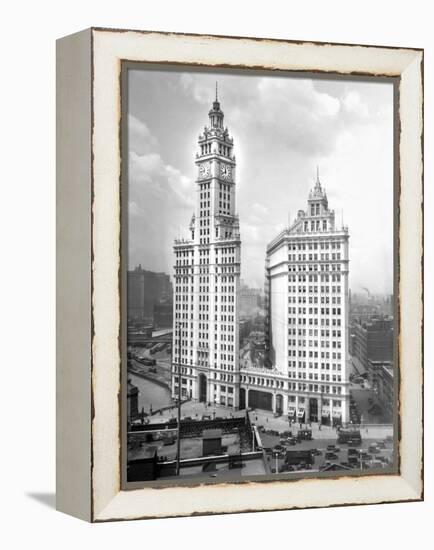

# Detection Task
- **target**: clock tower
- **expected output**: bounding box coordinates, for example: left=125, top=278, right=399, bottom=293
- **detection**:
left=172, top=85, right=241, bottom=409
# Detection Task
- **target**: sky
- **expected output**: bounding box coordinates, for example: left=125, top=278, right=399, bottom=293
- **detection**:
left=127, top=67, right=394, bottom=295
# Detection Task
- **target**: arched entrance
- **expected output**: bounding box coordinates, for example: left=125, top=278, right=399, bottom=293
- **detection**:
left=239, top=388, right=246, bottom=410
left=198, top=373, right=207, bottom=403
left=275, top=394, right=283, bottom=415
left=309, top=397, right=319, bottom=422
left=249, top=390, right=273, bottom=411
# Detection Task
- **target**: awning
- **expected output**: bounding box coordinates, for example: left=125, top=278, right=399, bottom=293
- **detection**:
left=297, top=410, right=305, bottom=418
left=288, top=409, right=296, bottom=418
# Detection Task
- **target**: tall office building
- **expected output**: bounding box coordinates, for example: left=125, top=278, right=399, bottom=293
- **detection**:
left=127, top=265, right=173, bottom=322
left=172, top=88, right=241, bottom=408
left=264, top=172, right=350, bottom=424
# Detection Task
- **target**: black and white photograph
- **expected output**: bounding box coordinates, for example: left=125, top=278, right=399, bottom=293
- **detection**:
left=125, top=67, right=397, bottom=484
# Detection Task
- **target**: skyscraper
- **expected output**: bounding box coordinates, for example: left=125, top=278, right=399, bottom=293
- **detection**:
left=172, top=88, right=241, bottom=408
left=264, top=172, right=350, bottom=424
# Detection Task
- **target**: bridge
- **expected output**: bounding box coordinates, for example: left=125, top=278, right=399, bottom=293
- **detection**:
left=128, top=329, right=173, bottom=346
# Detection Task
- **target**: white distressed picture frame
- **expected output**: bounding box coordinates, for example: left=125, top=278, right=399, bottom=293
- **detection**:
left=56, top=28, right=423, bottom=522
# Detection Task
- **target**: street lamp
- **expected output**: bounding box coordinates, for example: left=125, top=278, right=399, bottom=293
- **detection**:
left=273, top=451, right=279, bottom=474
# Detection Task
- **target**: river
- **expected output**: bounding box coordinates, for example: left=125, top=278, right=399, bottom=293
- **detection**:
left=129, top=372, right=172, bottom=413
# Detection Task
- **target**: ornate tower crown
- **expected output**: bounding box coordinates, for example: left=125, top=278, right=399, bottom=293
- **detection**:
left=208, top=82, right=224, bottom=129
left=308, top=166, right=328, bottom=208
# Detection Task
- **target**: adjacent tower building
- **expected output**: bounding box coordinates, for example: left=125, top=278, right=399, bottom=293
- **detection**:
left=265, top=172, right=350, bottom=424
left=172, top=88, right=241, bottom=408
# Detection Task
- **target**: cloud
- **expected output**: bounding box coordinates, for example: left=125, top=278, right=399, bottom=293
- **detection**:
left=128, top=69, right=394, bottom=294
left=127, top=117, right=195, bottom=271
left=342, top=90, right=369, bottom=119
left=181, top=73, right=342, bottom=157
left=128, top=114, right=158, bottom=155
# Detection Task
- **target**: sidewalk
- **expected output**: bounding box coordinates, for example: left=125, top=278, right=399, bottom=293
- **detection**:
left=148, top=400, right=246, bottom=424
left=248, top=409, right=393, bottom=440
left=149, top=401, right=393, bottom=441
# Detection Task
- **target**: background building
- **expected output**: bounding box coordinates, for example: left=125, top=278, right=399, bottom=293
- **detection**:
left=375, top=362, right=394, bottom=422
left=351, top=316, right=393, bottom=375
left=260, top=172, right=350, bottom=424
left=127, top=264, right=173, bottom=325
left=239, top=280, right=263, bottom=316
left=172, top=91, right=241, bottom=408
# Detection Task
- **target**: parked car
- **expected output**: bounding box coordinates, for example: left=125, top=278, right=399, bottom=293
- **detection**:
left=325, top=452, right=339, bottom=460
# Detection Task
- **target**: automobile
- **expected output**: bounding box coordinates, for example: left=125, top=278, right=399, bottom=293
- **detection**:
left=286, top=437, right=298, bottom=446
left=297, top=429, right=313, bottom=441
left=359, top=451, right=372, bottom=460
left=273, top=444, right=285, bottom=452
left=368, top=444, right=379, bottom=454
left=326, top=445, right=340, bottom=452
left=376, top=441, right=387, bottom=449
left=325, top=452, right=339, bottom=460
left=310, top=448, right=322, bottom=456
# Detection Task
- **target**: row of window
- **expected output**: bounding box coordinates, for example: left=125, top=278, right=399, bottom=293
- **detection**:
left=289, top=253, right=342, bottom=261
left=288, top=361, right=343, bottom=369
left=303, top=219, right=329, bottom=232
left=288, top=263, right=342, bottom=272
left=289, top=298, right=342, bottom=307
left=289, top=286, right=342, bottom=294
left=289, top=241, right=342, bottom=251
left=288, top=274, right=342, bottom=282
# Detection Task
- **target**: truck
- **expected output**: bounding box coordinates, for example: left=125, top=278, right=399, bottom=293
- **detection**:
left=285, top=450, right=314, bottom=466
left=337, top=428, right=362, bottom=445
left=297, top=429, right=313, bottom=441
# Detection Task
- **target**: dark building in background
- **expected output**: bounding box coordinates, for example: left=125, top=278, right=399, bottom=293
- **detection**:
left=351, top=316, right=393, bottom=375
left=127, top=378, right=139, bottom=422
left=349, top=292, right=393, bottom=324
left=153, top=302, right=173, bottom=328
left=375, top=362, right=394, bottom=421
left=127, top=264, right=173, bottom=325
left=239, top=280, right=263, bottom=317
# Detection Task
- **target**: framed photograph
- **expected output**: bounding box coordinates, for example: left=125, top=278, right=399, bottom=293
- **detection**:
left=56, top=28, right=423, bottom=522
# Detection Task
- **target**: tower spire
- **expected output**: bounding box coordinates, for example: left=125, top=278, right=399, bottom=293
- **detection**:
left=215, top=81, right=218, bottom=102
left=316, top=165, right=320, bottom=184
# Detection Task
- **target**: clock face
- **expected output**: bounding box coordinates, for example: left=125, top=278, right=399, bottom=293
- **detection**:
left=199, top=163, right=210, bottom=178
left=220, top=164, right=231, bottom=180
